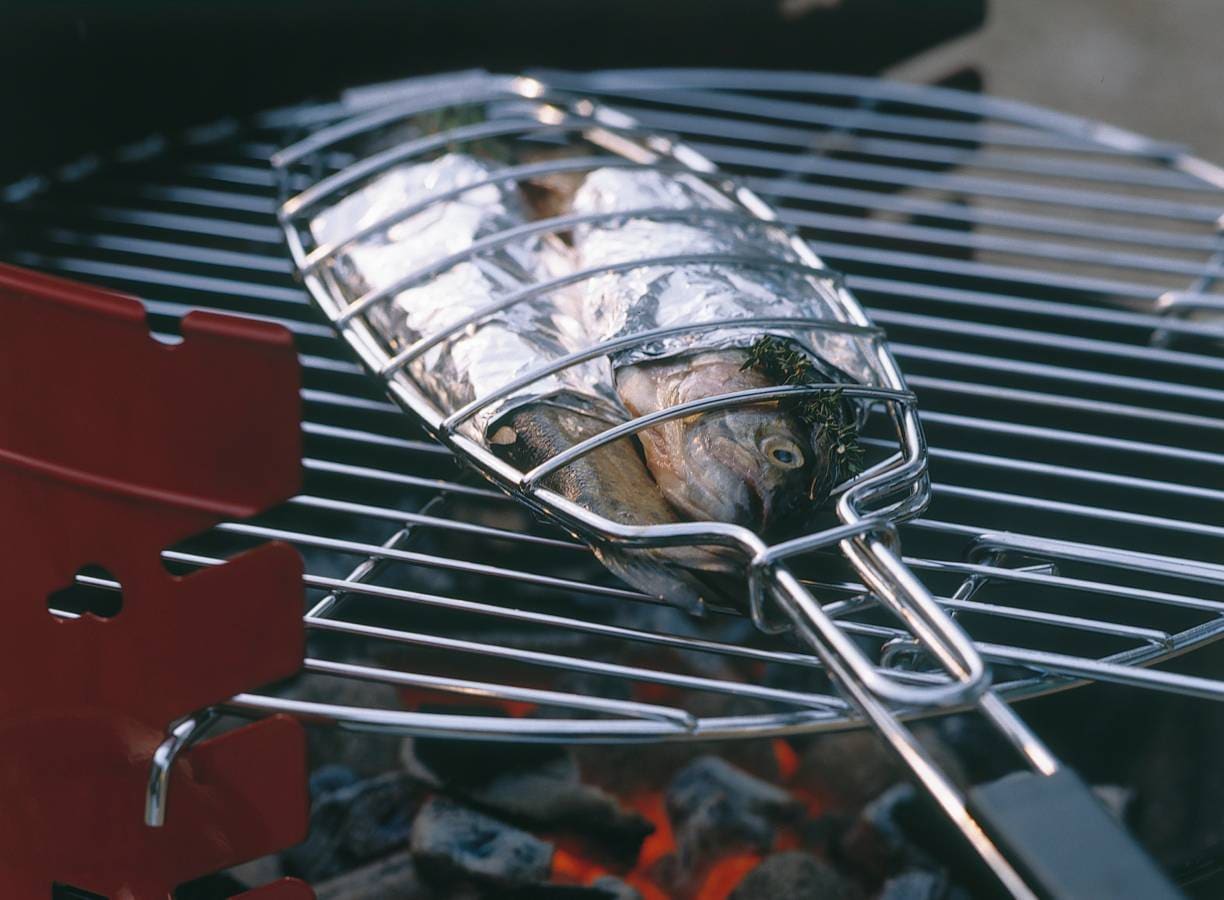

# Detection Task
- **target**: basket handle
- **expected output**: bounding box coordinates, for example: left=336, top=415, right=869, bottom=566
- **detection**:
left=970, top=768, right=1183, bottom=900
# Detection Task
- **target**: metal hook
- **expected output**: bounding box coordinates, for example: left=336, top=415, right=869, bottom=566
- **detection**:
left=145, top=710, right=218, bottom=827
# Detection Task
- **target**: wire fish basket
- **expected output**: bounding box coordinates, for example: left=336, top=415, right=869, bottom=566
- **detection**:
left=274, top=74, right=985, bottom=707
left=271, top=73, right=1075, bottom=893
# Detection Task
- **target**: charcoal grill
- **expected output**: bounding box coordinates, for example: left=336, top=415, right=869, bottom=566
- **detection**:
left=3, top=68, right=1223, bottom=897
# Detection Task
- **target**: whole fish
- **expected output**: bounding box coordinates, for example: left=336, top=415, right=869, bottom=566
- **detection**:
left=309, top=153, right=733, bottom=612
left=307, top=140, right=867, bottom=612
left=565, top=167, right=867, bottom=530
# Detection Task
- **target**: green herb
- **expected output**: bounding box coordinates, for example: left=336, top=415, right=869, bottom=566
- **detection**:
left=741, top=336, right=865, bottom=495
left=415, top=104, right=513, bottom=163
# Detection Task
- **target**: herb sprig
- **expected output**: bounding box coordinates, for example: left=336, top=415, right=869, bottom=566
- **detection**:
left=741, top=336, right=865, bottom=495
left=415, top=104, right=513, bottom=163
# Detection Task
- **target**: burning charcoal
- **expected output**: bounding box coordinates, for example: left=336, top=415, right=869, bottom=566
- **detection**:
left=591, top=875, right=644, bottom=900
left=799, top=727, right=966, bottom=815
left=797, top=730, right=901, bottom=810
left=403, top=737, right=653, bottom=864
left=577, top=699, right=783, bottom=798
left=280, top=672, right=404, bottom=776
left=313, top=850, right=455, bottom=900
left=685, top=696, right=790, bottom=781
left=283, top=766, right=421, bottom=881
left=839, top=784, right=929, bottom=879
left=839, top=784, right=982, bottom=890
left=666, top=756, right=802, bottom=877
left=800, top=812, right=854, bottom=857
left=878, top=869, right=971, bottom=900
left=411, top=795, right=553, bottom=889
left=728, top=852, right=862, bottom=900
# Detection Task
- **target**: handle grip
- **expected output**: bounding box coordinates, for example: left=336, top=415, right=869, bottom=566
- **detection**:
left=970, top=768, right=1183, bottom=900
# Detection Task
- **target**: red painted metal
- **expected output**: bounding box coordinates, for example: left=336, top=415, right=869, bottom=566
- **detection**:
left=0, top=264, right=314, bottom=898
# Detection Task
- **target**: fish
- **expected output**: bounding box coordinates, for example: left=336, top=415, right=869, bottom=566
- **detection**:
left=615, top=351, right=818, bottom=533
left=566, top=166, right=864, bottom=535
left=305, top=128, right=869, bottom=613
left=308, top=152, right=733, bottom=612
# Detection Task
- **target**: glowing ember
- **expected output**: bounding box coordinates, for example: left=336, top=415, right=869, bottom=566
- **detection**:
left=632, top=791, right=676, bottom=868
left=697, top=853, right=764, bottom=900
left=551, top=845, right=608, bottom=884
left=772, top=739, right=799, bottom=782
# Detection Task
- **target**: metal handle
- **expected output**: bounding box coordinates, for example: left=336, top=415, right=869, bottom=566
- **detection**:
left=970, top=769, right=1184, bottom=900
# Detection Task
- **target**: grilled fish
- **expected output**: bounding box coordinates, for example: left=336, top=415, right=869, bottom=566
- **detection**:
left=308, top=139, right=865, bottom=612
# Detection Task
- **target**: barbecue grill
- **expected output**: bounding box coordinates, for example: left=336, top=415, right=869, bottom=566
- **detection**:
left=4, top=68, right=1223, bottom=897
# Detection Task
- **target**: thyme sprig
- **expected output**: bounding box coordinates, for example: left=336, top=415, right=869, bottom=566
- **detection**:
left=741, top=336, right=865, bottom=494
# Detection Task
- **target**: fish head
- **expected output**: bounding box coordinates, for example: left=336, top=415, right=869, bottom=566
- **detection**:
left=621, top=353, right=821, bottom=534
left=670, top=403, right=813, bottom=532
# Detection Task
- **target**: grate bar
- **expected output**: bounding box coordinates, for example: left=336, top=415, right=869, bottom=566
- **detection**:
left=876, top=308, right=1224, bottom=372
left=610, top=106, right=1210, bottom=192
left=33, top=201, right=1222, bottom=340
left=287, top=494, right=581, bottom=550
left=783, top=208, right=1224, bottom=280
left=215, top=521, right=652, bottom=601
left=301, top=658, right=698, bottom=727
left=933, top=484, right=1224, bottom=540
left=302, top=458, right=501, bottom=500
left=535, top=81, right=1161, bottom=156
left=710, top=144, right=1222, bottom=222
left=812, top=239, right=1224, bottom=308
left=755, top=180, right=1224, bottom=252
left=305, top=616, right=851, bottom=712
left=145, top=543, right=1176, bottom=697
left=893, top=344, right=1224, bottom=407
left=850, top=276, right=1224, bottom=342
left=886, top=441, right=1224, bottom=504
left=88, top=206, right=284, bottom=243
left=37, top=229, right=293, bottom=274
left=904, top=375, right=1224, bottom=432
left=14, top=254, right=307, bottom=306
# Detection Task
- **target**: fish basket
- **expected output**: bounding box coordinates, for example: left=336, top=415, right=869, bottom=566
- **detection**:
left=274, top=74, right=981, bottom=720
left=271, top=75, right=1089, bottom=890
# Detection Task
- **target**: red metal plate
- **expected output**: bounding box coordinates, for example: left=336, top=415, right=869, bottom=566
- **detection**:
left=0, top=264, right=314, bottom=898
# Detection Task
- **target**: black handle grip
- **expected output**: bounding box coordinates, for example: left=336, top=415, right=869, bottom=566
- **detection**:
left=969, top=768, right=1183, bottom=900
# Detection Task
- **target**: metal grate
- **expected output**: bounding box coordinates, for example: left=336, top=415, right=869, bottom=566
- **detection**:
left=3, top=70, right=1224, bottom=753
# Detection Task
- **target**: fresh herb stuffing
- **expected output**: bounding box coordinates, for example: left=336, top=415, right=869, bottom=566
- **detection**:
left=741, top=336, right=865, bottom=494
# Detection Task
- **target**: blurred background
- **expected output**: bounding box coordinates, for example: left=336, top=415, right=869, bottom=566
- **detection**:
left=3, top=0, right=1222, bottom=181
left=894, top=0, right=1224, bottom=164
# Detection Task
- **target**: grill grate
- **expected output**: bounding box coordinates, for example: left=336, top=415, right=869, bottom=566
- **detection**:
left=3, top=70, right=1224, bottom=752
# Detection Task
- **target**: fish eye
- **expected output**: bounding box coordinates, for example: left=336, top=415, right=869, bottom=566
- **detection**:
left=761, top=436, right=805, bottom=470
